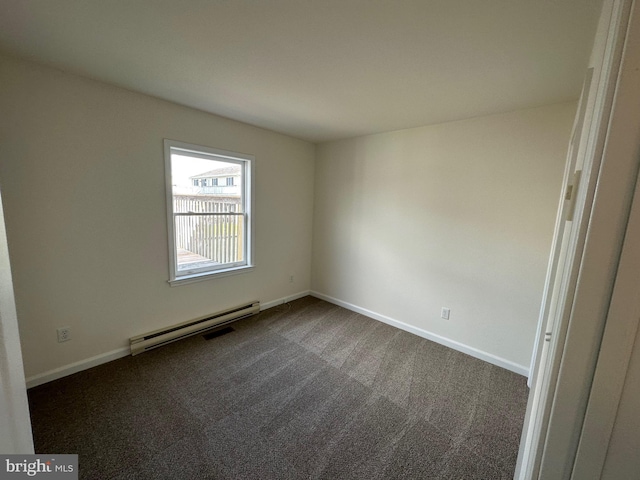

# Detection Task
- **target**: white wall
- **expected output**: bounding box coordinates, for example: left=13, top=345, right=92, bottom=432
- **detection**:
left=0, top=54, right=315, bottom=380
left=312, top=103, right=576, bottom=371
left=601, top=321, right=640, bottom=479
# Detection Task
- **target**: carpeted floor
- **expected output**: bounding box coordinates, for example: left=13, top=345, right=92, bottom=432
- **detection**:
left=28, top=296, right=528, bottom=479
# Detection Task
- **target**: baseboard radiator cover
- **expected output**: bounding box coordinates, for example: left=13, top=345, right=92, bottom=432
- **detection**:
left=130, top=301, right=260, bottom=355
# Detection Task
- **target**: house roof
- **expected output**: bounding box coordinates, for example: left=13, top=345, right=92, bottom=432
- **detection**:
left=190, top=166, right=241, bottom=179
left=0, top=0, right=602, bottom=143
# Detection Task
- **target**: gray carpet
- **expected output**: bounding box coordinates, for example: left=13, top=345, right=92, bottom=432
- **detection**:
left=28, top=296, right=528, bottom=479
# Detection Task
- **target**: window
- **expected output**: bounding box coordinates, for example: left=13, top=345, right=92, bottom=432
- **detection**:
left=164, top=139, right=254, bottom=285
left=226, top=177, right=234, bottom=186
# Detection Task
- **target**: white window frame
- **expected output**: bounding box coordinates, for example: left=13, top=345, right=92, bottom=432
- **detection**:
left=164, top=139, right=254, bottom=286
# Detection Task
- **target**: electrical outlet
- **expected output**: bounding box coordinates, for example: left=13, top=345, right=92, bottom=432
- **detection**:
left=57, top=327, right=71, bottom=343
left=289, top=274, right=294, bottom=283
left=441, top=308, right=451, bottom=320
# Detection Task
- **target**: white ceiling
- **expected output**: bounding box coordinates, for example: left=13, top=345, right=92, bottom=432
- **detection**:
left=0, top=0, right=602, bottom=143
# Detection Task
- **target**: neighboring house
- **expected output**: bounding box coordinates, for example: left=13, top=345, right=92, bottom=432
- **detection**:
left=190, top=165, right=241, bottom=196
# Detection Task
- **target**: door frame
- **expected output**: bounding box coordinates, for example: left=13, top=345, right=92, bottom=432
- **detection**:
left=0, top=185, right=34, bottom=454
left=516, top=0, right=640, bottom=477
left=570, top=1, right=640, bottom=476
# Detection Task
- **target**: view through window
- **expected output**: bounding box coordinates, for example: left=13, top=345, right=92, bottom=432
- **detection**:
left=164, top=140, right=253, bottom=283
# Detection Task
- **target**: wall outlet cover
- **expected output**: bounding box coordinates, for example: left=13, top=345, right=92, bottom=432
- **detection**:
left=57, top=327, right=71, bottom=343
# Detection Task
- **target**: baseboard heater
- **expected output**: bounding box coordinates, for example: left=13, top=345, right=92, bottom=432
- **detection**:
left=130, top=301, right=260, bottom=355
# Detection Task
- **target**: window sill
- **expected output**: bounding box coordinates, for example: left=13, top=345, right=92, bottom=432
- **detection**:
left=168, top=265, right=254, bottom=287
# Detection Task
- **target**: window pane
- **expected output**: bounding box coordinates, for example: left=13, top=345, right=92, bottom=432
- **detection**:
left=171, top=155, right=243, bottom=213
left=174, top=213, right=244, bottom=272
left=169, top=151, right=246, bottom=275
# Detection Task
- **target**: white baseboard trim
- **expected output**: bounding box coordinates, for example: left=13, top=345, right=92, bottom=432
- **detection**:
left=310, top=291, right=529, bottom=377
left=26, top=291, right=313, bottom=388
left=27, top=289, right=526, bottom=387
left=260, top=290, right=311, bottom=311
left=26, top=347, right=130, bottom=389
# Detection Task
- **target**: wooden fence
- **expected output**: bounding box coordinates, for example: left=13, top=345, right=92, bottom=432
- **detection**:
left=174, top=196, right=243, bottom=266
